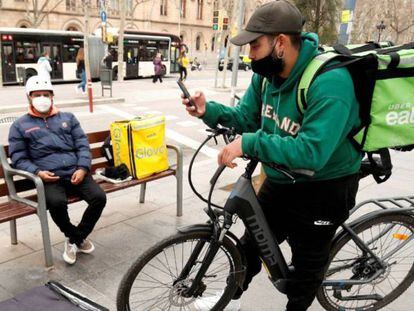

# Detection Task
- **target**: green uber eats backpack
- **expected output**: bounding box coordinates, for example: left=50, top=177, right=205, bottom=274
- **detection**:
left=262, top=41, right=414, bottom=183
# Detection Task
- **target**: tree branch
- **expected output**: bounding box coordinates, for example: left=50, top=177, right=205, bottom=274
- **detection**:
left=37, top=0, right=65, bottom=27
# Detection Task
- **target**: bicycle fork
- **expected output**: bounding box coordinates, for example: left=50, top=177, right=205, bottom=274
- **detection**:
left=177, top=223, right=228, bottom=298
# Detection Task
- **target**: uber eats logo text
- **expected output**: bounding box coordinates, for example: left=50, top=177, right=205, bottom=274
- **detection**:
left=386, top=103, right=414, bottom=125
left=135, top=145, right=166, bottom=159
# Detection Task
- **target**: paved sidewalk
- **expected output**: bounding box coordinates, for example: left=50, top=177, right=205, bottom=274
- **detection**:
left=0, top=150, right=413, bottom=310
left=0, top=72, right=413, bottom=310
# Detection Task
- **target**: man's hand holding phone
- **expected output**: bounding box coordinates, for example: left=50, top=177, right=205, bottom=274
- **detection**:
left=178, top=80, right=206, bottom=118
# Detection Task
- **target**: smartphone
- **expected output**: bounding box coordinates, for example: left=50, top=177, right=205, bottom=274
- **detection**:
left=177, top=80, right=194, bottom=107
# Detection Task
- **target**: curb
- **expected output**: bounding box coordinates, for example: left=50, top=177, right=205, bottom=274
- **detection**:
left=0, top=97, right=125, bottom=114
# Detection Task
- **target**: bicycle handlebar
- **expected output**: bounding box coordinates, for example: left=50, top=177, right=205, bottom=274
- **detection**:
left=206, top=126, right=315, bottom=179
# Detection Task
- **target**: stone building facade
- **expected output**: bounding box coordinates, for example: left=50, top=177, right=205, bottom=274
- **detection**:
left=0, top=0, right=239, bottom=59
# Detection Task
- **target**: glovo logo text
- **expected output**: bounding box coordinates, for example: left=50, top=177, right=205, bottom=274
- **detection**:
left=135, top=145, right=166, bottom=159
left=112, top=128, right=122, bottom=163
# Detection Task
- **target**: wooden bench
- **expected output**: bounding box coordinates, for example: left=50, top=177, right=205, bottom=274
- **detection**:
left=0, top=130, right=183, bottom=268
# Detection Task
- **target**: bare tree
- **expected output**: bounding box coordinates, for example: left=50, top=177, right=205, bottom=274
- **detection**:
left=352, top=0, right=414, bottom=44
left=294, top=0, right=341, bottom=44
left=24, top=0, right=65, bottom=27
left=128, top=0, right=151, bottom=24
left=118, top=0, right=126, bottom=81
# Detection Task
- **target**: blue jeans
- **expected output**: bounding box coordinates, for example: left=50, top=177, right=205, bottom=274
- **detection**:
left=78, top=69, right=86, bottom=92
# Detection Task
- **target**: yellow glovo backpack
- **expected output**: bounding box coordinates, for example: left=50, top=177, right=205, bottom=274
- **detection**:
left=110, top=115, right=169, bottom=179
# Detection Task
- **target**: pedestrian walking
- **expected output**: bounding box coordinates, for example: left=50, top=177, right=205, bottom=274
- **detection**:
left=75, top=48, right=86, bottom=95
left=178, top=51, right=189, bottom=81
left=37, top=51, right=52, bottom=81
left=153, top=52, right=163, bottom=83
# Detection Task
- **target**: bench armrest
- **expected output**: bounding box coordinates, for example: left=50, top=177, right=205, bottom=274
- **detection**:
left=167, top=144, right=183, bottom=172
left=0, top=145, right=46, bottom=212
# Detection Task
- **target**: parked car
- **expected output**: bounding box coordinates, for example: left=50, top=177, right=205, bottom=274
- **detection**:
left=218, top=55, right=251, bottom=71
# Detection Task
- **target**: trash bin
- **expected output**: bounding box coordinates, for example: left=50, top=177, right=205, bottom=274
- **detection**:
left=100, top=68, right=112, bottom=97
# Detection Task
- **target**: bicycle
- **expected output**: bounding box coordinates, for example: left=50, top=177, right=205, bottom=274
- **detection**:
left=116, top=127, right=414, bottom=311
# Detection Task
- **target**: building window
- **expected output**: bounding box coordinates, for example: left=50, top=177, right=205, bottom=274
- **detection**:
left=66, top=0, right=77, bottom=11
left=109, top=0, right=119, bottom=14
left=66, top=26, right=79, bottom=31
left=180, top=0, right=186, bottom=18
left=160, top=0, right=167, bottom=16
left=197, top=0, right=203, bottom=20
left=211, top=36, right=215, bottom=51
left=196, top=35, right=201, bottom=51
left=213, top=0, right=219, bottom=11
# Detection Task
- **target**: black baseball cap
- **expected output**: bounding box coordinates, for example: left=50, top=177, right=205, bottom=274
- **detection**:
left=230, top=0, right=304, bottom=46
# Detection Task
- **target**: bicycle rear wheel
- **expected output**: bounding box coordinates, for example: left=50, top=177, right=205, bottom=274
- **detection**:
left=317, top=213, right=414, bottom=310
left=116, top=230, right=243, bottom=311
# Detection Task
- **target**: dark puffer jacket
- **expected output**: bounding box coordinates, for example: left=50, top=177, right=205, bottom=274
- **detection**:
left=8, top=110, right=91, bottom=178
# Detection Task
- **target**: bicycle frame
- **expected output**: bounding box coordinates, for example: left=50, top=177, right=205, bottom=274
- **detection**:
left=180, top=158, right=292, bottom=297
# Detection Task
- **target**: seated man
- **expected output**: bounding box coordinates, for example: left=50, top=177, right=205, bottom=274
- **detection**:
left=8, top=76, right=107, bottom=265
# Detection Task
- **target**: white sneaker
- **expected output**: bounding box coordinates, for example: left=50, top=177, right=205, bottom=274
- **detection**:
left=77, top=239, right=95, bottom=254
left=63, top=241, right=78, bottom=265
left=194, top=291, right=241, bottom=311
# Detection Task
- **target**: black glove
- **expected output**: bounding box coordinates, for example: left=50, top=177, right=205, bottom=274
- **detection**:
left=102, top=164, right=131, bottom=180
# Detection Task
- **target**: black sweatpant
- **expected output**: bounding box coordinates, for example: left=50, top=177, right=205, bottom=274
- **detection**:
left=179, top=66, right=187, bottom=81
left=236, top=174, right=359, bottom=311
left=44, top=174, right=107, bottom=246
left=153, top=75, right=163, bottom=83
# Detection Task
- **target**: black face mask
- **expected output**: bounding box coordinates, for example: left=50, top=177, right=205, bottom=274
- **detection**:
left=251, top=48, right=284, bottom=80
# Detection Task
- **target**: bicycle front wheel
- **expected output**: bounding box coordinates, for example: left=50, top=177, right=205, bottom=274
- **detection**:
left=116, top=230, right=243, bottom=311
left=317, top=213, right=414, bottom=310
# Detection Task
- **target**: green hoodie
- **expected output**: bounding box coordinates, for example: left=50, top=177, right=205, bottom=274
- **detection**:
left=202, top=33, right=362, bottom=183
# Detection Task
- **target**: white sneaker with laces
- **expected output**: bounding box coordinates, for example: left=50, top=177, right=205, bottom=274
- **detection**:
left=194, top=291, right=241, bottom=311
left=63, top=241, right=78, bottom=265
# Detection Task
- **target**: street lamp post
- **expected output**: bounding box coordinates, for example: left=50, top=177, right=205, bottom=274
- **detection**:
left=176, top=0, right=181, bottom=37
left=376, top=20, right=386, bottom=42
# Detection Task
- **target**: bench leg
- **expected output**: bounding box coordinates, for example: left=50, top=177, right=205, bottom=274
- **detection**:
left=140, top=183, right=147, bottom=203
left=10, top=220, right=17, bottom=245
left=38, top=211, right=54, bottom=268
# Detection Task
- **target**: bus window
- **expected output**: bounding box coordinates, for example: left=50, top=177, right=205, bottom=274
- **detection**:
left=158, top=40, right=169, bottom=61
left=15, top=41, right=39, bottom=63
left=62, top=44, right=80, bottom=62
left=139, top=40, right=158, bottom=61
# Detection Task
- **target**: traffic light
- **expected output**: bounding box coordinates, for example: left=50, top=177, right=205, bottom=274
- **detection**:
left=101, top=25, right=107, bottom=43
left=222, top=17, right=229, bottom=30
left=213, top=10, right=219, bottom=30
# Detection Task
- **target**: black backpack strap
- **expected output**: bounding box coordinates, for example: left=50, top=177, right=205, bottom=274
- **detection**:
left=367, top=149, right=393, bottom=184
left=101, top=136, right=114, bottom=166
left=333, top=44, right=353, bottom=56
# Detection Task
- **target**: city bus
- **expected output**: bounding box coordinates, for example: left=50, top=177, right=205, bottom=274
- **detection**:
left=1, top=27, right=180, bottom=85
left=107, top=33, right=172, bottom=79
left=0, top=27, right=104, bottom=85
left=124, top=30, right=182, bottom=74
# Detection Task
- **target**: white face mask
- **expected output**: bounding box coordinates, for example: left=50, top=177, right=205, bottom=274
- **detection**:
left=32, top=96, right=52, bottom=113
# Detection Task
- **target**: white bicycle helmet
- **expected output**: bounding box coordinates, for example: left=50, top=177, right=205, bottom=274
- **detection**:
left=25, top=76, right=54, bottom=96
